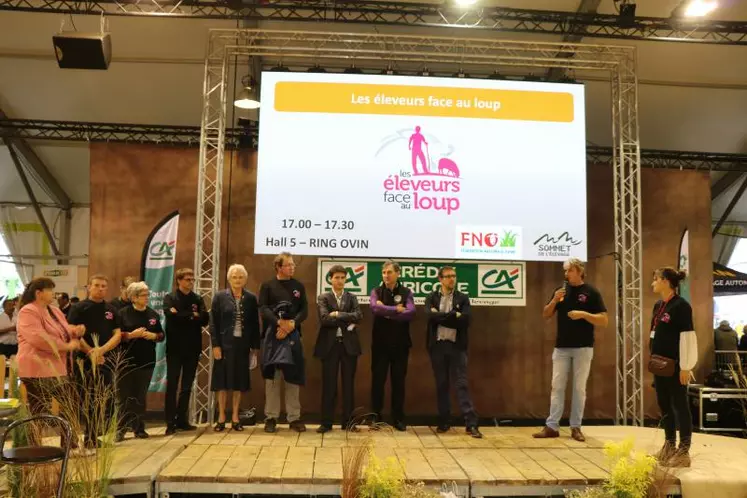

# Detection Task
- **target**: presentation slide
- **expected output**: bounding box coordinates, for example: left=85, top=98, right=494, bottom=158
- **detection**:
left=254, top=72, right=587, bottom=262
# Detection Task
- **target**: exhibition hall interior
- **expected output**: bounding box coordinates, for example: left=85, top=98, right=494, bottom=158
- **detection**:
left=0, top=0, right=746, bottom=497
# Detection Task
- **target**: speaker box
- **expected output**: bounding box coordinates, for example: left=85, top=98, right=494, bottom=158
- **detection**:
left=53, top=32, right=112, bottom=70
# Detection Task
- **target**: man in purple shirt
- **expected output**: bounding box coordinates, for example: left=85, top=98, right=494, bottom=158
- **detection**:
left=369, top=260, right=416, bottom=431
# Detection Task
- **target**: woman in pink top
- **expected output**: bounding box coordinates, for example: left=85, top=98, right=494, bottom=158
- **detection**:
left=17, top=277, right=85, bottom=441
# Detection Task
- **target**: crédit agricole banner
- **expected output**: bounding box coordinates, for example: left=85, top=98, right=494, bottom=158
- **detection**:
left=254, top=72, right=587, bottom=262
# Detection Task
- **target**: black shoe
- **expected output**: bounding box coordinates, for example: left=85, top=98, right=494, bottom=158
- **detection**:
left=165, top=424, right=177, bottom=436
left=264, top=418, right=278, bottom=433
left=232, top=422, right=244, bottom=432
left=134, top=430, right=149, bottom=439
left=290, top=420, right=307, bottom=433
left=115, top=432, right=126, bottom=443
left=214, top=421, right=226, bottom=432
left=176, top=421, right=197, bottom=431
left=436, top=424, right=450, bottom=433
left=317, top=424, right=332, bottom=434
left=393, top=421, right=407, bottom=432
left=466, top=426, right=483, bottom=439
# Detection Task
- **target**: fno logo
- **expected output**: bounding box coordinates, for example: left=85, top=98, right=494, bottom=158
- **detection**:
left=456, top=226, right=522, bottom=258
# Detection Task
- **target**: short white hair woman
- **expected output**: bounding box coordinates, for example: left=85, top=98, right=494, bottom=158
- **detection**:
left=210, top=264, right=260, bottom=432
left=117, top=281, right=164, bottom=441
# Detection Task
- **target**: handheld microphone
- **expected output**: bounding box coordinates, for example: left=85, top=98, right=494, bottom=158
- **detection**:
left=560, top=280, right=569, bottom=302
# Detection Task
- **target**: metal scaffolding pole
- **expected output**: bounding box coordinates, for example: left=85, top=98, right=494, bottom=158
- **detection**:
left=193, top=28, right=644, bottom=426
left=0, top=0, right=745, bottom=44
left=0, top=118, right=745, bottom=172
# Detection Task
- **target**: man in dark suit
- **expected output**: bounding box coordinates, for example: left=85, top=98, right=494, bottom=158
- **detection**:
left=314, top=265, right=363, bottom=433
left=425, top=266, right=482, bottom=438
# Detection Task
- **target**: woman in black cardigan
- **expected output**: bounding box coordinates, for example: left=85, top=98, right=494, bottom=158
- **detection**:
left=210, top=264, right=260, bottom=432
left=650, top=266, right=697, bottom=467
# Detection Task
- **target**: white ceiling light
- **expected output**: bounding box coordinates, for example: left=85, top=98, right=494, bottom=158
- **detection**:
left=234, top=77, right=260, bottom=110
left=683, top=0, right=718, bottom=17
left=455, top=0, right=478, bottom=6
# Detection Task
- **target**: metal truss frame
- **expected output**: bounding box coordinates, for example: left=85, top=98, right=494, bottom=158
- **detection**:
left=194, top=29, right=643, bottom=426
left=1, top=0, right=746, bottom=45
left=0, top=119, right=745, bottom=172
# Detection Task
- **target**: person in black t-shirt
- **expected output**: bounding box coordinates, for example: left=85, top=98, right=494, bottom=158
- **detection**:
left=258, top=253, right=308, bottom=434
left=117, top=281, right=164, bottom=441
left=57, top=292, right=72, bottom=319
left=163, top=268, right=209, bottom=435
left=534, top=258, right=608, bottom=442
left=369, top=260, right=416, bottom=432
left=650, top=267, right=697, bottom=468
left=110, top=276, right=136, bottom=311
left=67, top=274, right=122, bottom=448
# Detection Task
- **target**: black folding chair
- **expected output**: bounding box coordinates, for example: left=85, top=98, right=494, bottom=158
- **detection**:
left=0, top=414, right=72, bottom=498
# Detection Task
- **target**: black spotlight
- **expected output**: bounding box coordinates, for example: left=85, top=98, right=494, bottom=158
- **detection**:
left=487, top=70, right=504, bottom=80
left=615, top=0, right=637, bottom=28
left=419, top=68, right=432, bottom=77
left=453, top=70, right=469, bottom=78
left=307, top=65, right=327, bottom=73
left=381, top=65, right=397, bottom=75
left=344, top=65, right=363, bottom=74
left=270, top=63, right=290, bottom=72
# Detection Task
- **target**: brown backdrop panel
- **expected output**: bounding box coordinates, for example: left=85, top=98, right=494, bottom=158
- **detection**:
left=90, top=144, right=712, bottom=421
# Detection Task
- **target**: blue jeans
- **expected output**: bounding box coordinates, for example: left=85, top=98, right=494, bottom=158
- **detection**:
left=546, top=347, right=594, bottom=430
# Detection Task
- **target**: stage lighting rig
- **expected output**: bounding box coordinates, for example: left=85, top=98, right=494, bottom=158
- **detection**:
left=234, top=76, right=260, bottom=110
left=613, top=0, right=637, bottom=28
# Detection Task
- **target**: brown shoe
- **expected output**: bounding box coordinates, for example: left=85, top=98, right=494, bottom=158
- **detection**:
left=289, top=420, right=307, bottom=433
left=667, top=448, right=691, bottom=468
left=532, top=426, right=559, bottom=439
left=570, top=428, right=586, bottom=442
left=654, top=442, right=676, bottom=464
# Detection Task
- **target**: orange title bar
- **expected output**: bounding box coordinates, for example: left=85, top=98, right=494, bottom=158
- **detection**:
left=274, top=81, right=574, bottom=122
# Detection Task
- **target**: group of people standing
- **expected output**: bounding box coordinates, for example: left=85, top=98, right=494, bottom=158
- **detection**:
left=208, top=253, right=483, bottom=437
left=3, top=253, right=699, bottom=466
left=10, top=270, right=207, bottom=447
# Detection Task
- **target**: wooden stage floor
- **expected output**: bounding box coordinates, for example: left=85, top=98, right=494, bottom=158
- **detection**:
left=5, top=425, right=746, bottom=497
left=111, top=424, right=747, bottom=497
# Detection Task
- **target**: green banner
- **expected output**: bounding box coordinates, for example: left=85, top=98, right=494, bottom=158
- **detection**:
left=316, top=258, right=525, bottom=306
left=678, top=229, right=691, bottom=303
left=141, top=211, right=179, bottom=392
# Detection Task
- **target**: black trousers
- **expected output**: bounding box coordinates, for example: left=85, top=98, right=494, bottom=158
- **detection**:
left=371, top=346, right=409, bottom=423
left=429, top=341, right=478, bottom=427
left=22, top=376, right=78, bottom=446
left=165, top=350, right=200, bottom=424
left=655, top=374, right=692, bottom=448
left=320, top=340, right=358, bottom=427
left=0, top=344, right=18, bottom=357
left=119, top=366, right=154, bottom=433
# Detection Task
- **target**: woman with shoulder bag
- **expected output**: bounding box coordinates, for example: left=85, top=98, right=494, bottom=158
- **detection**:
left=649, top=267, right=697, bottom=467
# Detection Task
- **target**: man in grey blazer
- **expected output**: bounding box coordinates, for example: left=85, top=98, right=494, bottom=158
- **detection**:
left=314, top=264, right=363, bottom=433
